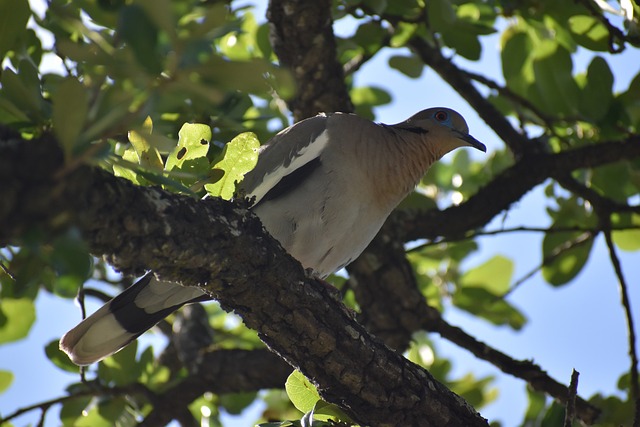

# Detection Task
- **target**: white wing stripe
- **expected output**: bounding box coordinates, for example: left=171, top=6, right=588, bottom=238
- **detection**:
left=249, top=130, right=330, bottom=205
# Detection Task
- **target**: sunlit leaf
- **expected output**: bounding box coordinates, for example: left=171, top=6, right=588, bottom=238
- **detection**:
left=165, top=122, right=211, bottom=172
left=460, top=255, right=513, bottom=295
left=128, top=116, right=163, bottom=170
left=532, top=43, right=580, bottom=116
left=285, top=370, right=321, bottom=414
left=98, top=340, right=141, bottom=386
left=205, top=132, right=260, bottom=200
left=74, top=397, right=131, bottom=427
left=612, top=213, right=640, bottom=251
left=568, top=15, right=609, bottom=51
left=0, top=370, right=13, bottom=394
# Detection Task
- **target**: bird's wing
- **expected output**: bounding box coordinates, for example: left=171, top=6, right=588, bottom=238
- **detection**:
left=240, top=114, right=332, bottom=205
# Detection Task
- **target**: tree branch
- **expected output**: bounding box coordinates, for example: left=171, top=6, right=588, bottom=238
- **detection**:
left=0, top=131, right=488, bottom=427
left=399, top=136, right=640, bottom=242
left=267, top=0, right=353, bottom=120
left=348, top=219, right=600, bottom=424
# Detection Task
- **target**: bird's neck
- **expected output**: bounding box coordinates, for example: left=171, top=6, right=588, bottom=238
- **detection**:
left=368, top=130, right=438, bottom=208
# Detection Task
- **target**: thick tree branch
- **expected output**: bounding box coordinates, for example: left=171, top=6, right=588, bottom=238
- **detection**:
left=141, top=349, right=292, bottom=426
left=267, top=0, right=353, bottom=120
left=348, top=216, right=600, bottom=424
left=407, top=36, right=530, bottom=157
left=0, top=131, right=488, bottom=427
left=399, top=135, right=640, bottom=242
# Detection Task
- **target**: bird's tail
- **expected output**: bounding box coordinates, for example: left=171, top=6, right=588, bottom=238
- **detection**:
left=59, top=274, right=209, bottom=366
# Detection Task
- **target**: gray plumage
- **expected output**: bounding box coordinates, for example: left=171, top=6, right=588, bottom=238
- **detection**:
left=60, top=108, right=485, bottom=365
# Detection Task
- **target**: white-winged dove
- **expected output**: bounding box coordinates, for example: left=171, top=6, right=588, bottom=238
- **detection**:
left=60, top=108, right=485, bottom=365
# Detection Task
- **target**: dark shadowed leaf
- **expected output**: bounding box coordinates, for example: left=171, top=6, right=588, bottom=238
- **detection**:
left=118, top=4, right=162, bottom=74
left=579, top=56, right=614, bottom=121
left=45, top=340, right=81, bottom=373
left=0, top=0, right=31, bottom=60
left=388, top=54, right=424, bottom=78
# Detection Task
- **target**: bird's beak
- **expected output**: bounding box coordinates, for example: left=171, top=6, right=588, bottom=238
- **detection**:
left=456, top=130, right=486, bottom=152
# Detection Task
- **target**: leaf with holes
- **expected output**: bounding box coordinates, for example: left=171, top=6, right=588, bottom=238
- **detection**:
left=205, top=132, right=259, bottom=200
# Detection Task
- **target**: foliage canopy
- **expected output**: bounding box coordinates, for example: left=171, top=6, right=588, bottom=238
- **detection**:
left=0, top=0, right=639, bottom=426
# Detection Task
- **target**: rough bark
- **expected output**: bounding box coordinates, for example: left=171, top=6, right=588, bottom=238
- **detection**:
left=0, top=131, right=489, bottom=427
left=267, top=0, right=353, bottom=120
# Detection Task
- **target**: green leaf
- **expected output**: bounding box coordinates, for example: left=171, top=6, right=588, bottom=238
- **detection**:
left=0, top=298, right=35, bottom=343
left=1, top=62, right=46, bottom=122
left=531, top=43, right=580, bottom=116
left=427, top=0, right=456, bottom=33
left=455, top=256, right=526, bottom=329
left=128, top=116, right=164, bottom=170
left=362, top=0, right=388, bottom=14
left=352, top=22, right=387, bottom=55
left=60, top=395, right=93, bottom=427
left=52, top=77, right=89, bottom=158
left=460, top=255, right=513, bottom=295
left=137, top=0, right=176, bottom=42
left=542, top=196, right=596, bottom=286
left=0, top=92, right=31, bottom=123
left=501, top=29, right=534, bottom=96
left=113, top=148, right=146, bottom=185
left=0, top=370, right=14, bottom=394
left=441, top=27, right=482, bottom=60
left=165, top=122, right=212, bottom=179
left=612, top=213, right=640, bottom=251
left=285, top=370, right=321, bottom=414
left=541, top=401, right=566, bottom=426
left=568, top=15, right=609, bottom=51
left=45, top=339, right=81, bottom=373
left=118, top=4, right=162, bottom=74
left=579, top=56, right=614, bottom=121
left=453, top=287, right=527, bottom=329
left=50, top=233, right=92, bottom=298
left=590, top=162, right=633, bottom=201
left=313, top=400, right=353, bottom=423
left=219, top=392, right=258, bottom=415
left=523, top=386, right=548, bottom=423
left=350, top=86, right=392, bottom=119
left=74, top=397, right=131, bottom=427
left=98, top=340, right=141, bottom=386
left=0, top=0, right=31, bottom=60
left=542, top=231, right=594, bottom=286
left=205, top=132, right=260, bottom=200
left=388, top=54, right=424, bottom=78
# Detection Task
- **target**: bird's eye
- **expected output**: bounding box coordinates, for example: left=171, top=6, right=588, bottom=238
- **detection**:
left=434, top=111, right=448, bottom=122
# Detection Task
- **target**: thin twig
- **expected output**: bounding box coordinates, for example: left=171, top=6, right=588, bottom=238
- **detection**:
left=409, top=223, right=640, bottom=250
left=0, top=382, right=157, bottom=426
left=425, top=311, right=600, bottom=423
left=603, top=225, right=640, bottom=427
left=501, top=231, right=595, bottom=299
left=0, top=260, right=16, bottom=281
left=564, top=369, right=579, bottom=427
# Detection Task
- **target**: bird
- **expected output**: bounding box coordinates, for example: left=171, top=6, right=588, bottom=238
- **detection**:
left=60, top=107, right=486, bottom=365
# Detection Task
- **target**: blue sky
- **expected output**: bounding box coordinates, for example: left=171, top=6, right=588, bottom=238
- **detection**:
left=2, top=1, right=639, bottom=426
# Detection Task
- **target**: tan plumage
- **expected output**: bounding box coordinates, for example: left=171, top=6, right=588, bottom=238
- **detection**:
left=60, top=108, right=485, bottom=365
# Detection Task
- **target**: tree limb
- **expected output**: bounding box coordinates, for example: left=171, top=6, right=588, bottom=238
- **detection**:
left=267, top=0, right=353, bottom=120
left=399, top=135, right=640, bottom=242
left=0, top=131, right=488, bottom=427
